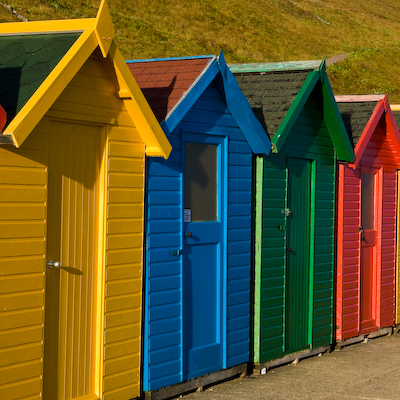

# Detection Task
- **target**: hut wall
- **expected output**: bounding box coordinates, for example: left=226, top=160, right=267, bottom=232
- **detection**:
left=0, top=51, right=145, bottom=400
left=337, top=117, right=396, bottom=341
left=144, top=80, right=253, bottom=391
left=257, top=90, right=336, bottom=363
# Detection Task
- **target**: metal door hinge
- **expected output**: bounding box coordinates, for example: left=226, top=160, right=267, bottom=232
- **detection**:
left=171, top=249, right=182, bottom=256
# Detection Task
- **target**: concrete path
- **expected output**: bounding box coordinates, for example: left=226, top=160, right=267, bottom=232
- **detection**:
left=179, top=331, right=400, bottom=400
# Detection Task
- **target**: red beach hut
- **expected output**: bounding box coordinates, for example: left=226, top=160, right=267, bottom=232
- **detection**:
left=335, top=95, right=399, bottom=346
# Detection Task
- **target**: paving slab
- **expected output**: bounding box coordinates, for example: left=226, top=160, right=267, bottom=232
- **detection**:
left=176, top=332, right=400, bottom=400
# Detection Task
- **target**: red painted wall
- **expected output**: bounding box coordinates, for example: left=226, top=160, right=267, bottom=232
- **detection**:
left=336, top=115, right=396, bottom=341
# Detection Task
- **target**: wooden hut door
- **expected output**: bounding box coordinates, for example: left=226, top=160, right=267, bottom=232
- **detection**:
left=182, top=134, right=224, bottom=380
left=285, top=158, right=311, bottom=354
left=359, top=168, right=379, bottom=333
left=43, top=121, right=101, bottom=400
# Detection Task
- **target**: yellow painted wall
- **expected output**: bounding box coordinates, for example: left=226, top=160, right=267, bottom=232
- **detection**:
left=0, top=49, right=145, bottom=399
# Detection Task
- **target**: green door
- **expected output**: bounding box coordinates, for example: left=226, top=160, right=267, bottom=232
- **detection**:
left=285, top=157, right=311, bottom=354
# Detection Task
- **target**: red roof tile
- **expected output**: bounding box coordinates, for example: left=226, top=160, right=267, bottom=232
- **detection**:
left=127, top=57, right=213, bottom=122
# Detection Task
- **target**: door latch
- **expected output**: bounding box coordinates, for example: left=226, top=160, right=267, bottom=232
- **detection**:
left=170, top=249, right=182, bottom=256
left=281, top=208, right=292, bottom=217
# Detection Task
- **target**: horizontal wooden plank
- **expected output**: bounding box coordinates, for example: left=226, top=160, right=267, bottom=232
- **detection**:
left=0, top=239, right=45, bottom=258
left=106, top=248, right=142, bottom=266
left=104, top=324, right=140, bottom=344
left=104, top=354, right=137, bottom=376
left=103, top=384, right=138, bottom=400
left=0, top=222, right=45, bottom=240
left=105, top=293, right=140, bottom=312
left=107, top=219, right=143, bottom=235
left=108, top=172, right=144, bottom=189
left=0, top=257, right=43, bottom=276
left=0, top=274, right=43, bottom=294
left=105, top=309, right=140, bottom=329
left=106, top=279, right=141, bottom=297
left=0, top=377, right=42, bottom=400
left=108, top=188, right=143, bottom=204
left=0, top=343, right=42, bottom=368
left=109, top=142, right=144, bottom=158
left=0, top=186, right=46, bottom=202
left=0, top=205, right=45, bottom=220
left=0, top=326, right=43, bottom=349
left=0, top=308, right=43, bottom=330
left=0, top=291, right=43, bottom=312
left=108, top=127, right=143, bottom=143
left=0, top=359, right=42, bottom=386
left=103, top=369, right=138, bottom=393
left=0, top=167, right=46, bottom=185
left=104, top=338, right=140, bottom=360
left=108, top=157, right=143, bottom=173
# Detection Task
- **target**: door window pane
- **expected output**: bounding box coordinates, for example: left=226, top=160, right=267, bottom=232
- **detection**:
left=184, top=142, right=217, bottom=222
left=361, top=172, right=375, bottom=230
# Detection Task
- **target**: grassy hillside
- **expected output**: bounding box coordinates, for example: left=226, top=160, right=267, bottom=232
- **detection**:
left=2, top=0, right=400, bottom=101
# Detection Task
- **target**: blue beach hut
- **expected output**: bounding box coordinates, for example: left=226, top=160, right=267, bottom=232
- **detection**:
left=127, top=53, right=271, bottom=397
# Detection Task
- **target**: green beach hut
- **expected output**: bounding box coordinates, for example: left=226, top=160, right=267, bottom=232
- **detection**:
left=230, top=60, right=354, bottom=370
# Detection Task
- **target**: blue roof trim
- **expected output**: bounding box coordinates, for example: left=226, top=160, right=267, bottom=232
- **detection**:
left=161, top=57, right=219, bottom=135
left=160, top=51, right=271, bottom=154
left=126, top=55, right=214, bottom=63
left=218, top=51, right=271, bottom=155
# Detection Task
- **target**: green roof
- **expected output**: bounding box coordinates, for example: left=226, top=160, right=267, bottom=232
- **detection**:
left=0, top=32, right=81, bottom=125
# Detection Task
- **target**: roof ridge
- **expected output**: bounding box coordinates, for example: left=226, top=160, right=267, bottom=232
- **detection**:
left=127, top=55, right=215, bottom=64
left=228, top=60, right=323, bottom=73
left=335, top=94, right=385, bottom=103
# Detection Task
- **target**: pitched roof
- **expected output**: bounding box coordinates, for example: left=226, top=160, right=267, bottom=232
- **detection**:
left=0, top=0, right=171, bottom=158
left=127, top=53, right=271, bottom=155
left=0, top=33, right=81, bottom=127
left=337, top=95, right=400, bottom=169
left=229, top=60, right=355, bottom=162
left=336, top=99, right=380, bottom=146
left=126, top=57, right=213, bottom=122
left=233, top=71, right=311, bottom=139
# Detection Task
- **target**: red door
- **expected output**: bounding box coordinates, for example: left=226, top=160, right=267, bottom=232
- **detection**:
left=359, top=168, right=379, bottom=333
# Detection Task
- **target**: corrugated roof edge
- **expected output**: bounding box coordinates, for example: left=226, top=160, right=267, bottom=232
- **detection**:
left=126, top=55, right=215, bottom=63
left=228, top=59, right=323, bottom=73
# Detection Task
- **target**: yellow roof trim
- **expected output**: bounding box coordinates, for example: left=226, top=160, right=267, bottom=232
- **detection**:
left=3, top=29, right=98, bottom=147
left=0, top=19, right=95, bottom=35
left=1, top=0, right=171, bottom=157
left=94, top=0, right=115, bottom=57
left=108, top=41, right=172, bottom=159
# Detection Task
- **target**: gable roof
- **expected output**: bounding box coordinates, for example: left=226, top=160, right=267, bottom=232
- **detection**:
left=127, top=56, right=213, bottom=123
left=127, top=52, right=271, bottom=155
left=0, top=0, right=171, bottom=158
left=229, top=60, right=355, bottom=162
left=337, top=95, right=400, bottom=169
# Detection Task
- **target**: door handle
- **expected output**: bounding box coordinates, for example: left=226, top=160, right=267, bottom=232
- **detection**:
left=48, top=260, right=61, bottom=269
left=185, top=231, right=192, bottom=238
left=287, top=247, right=292, bottom=253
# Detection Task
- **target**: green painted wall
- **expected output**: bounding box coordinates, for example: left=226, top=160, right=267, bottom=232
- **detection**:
left=254, top=87, right=336, bottom=363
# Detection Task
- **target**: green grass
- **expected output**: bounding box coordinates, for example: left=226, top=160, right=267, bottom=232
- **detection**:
left=2, top=0, right=400, bottom=100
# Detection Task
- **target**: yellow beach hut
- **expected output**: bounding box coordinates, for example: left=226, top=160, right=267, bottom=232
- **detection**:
left=0, top=2, right=171, bottom=400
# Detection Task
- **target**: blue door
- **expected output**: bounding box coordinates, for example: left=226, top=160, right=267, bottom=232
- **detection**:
left=182, top=133, right=225, bottom=380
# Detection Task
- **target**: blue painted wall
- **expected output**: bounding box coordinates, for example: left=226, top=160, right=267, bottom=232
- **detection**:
left=144, top=77, right=253, bottom=391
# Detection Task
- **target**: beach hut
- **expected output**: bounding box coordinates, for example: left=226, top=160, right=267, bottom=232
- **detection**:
left=335, top=95, right=399, bottom=345
left=127, top=53, right=271, bottom=397
left=230, top=60, right=354, bottom=369
left=0, top=2, right=171, bottom=400
left=392, top=104, right=400, bottom=328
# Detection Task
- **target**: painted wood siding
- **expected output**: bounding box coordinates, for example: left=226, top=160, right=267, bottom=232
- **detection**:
left=144, top=80, right=252, bottom=391
left=54, top=51, right=145, bottom=400
left=257, top=90, right=336, bottom=363
left=0, top=51, right=146, bottom=400
left=0, top=123, right=47, bottom=400
left=337, top=118, right=396, bottom=340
